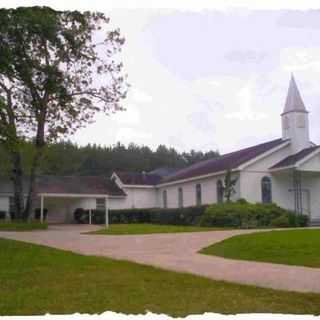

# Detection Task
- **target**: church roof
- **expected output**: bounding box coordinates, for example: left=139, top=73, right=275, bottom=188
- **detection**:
left=282, top=74, right=308, bottom=115
left=161, top=138, right=288, bottom=184
left=270, top=145, right=320, bottom=170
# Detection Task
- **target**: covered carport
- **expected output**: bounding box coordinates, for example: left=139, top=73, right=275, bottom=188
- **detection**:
left=35, top=175, right=126, bottom=225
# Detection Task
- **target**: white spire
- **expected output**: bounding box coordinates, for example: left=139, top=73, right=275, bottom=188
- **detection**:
left=281, top=74, right=311, bottom=153
left=282, top=74, right=308, bottom=115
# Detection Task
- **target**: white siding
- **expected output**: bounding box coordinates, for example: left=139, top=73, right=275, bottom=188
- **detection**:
left=157, top=173, right=240, bottom=208
left=240, top=144, right=291, bottom=203
left=108, top=187, right=157, bottom=209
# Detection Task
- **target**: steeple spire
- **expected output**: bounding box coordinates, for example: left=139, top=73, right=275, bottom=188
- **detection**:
left=282, top=74, right=307, bottom=115
left=281, top=74, right=310, bottom=153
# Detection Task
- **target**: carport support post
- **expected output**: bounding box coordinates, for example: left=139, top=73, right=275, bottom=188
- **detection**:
left=40, top=195, right=44, bottom=224
left=105, top=197, right=109, bottom=229
left=89, top=209, right=92, bottom=225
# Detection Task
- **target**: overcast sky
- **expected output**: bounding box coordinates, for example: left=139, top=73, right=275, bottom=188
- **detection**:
left=3, top=1, right=320, bottom=154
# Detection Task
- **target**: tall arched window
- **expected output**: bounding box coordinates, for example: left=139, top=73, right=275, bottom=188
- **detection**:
left=178, top=187, right=183, bottom=208
left=261, top=176, right=272, bottom=203
left=162, top=190, right=167, bottom=208
left=196, top=184, right=202, bottom=206
left=217, top=180, right=224, bottom=204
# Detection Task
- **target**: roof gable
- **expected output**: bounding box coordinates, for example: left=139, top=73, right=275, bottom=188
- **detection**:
left=270, top=146, right=320, bottom=170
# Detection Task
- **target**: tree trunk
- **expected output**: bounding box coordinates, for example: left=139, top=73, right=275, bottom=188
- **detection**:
left=10, top=151, right=25, bottom=220
left=24, top=146, right=44, bottom=220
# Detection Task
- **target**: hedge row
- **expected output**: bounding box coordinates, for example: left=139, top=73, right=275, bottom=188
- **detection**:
left=73, top=200, right=309, bottom=228
left=73, top=205, right=208, bottom=225
left=199, top=201, right=309, bottom=228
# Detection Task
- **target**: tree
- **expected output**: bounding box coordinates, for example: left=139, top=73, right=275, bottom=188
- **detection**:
left=0, top=7, right=127, bottom=219
left=223, top=169, right=238, bottom=202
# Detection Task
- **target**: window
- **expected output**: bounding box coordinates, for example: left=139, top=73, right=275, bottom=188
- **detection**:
left=162, top=190, right=167, bottom=208
left=178, top=187, right=183, bottom=208
left=217, top=180, right=224, bottom=204
left=261, top=176, right=272, bottom=203
left=196, top=184, right=202, bottom=206
left=96, top=198, right=106, bottom=211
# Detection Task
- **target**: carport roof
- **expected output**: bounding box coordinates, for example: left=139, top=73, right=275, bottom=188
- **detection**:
left=0, top=176, right=126, bottom=197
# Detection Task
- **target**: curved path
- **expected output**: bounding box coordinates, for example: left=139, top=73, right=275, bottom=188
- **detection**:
left=1, top=224, right=320, bottom=293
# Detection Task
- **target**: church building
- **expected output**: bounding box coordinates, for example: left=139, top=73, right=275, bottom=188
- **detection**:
left=0, top=75, right=319, bottom=224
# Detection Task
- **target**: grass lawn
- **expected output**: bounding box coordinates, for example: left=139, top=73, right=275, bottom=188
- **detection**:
left=91, top=223, right=224, bottom=235
left=0, top=221, right=48, bottom=231
left=1, top=238, right=320, bottom=315
left=201, top=229, right=320, bottom=268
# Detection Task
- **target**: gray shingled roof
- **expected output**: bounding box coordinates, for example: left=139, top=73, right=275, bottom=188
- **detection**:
left=162, top=138, right=288, bottom=183
left=270, top=146, right=320, bottom=170
left=0, top=176, right=126, bottom=196
left=114, top=171, right=162, bottom=186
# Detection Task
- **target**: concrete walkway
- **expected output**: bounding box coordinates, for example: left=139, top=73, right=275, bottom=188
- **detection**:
left=1, top=224, right=320, bottom=293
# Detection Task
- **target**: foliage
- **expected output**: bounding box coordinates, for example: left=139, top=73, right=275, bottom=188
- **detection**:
left=0, top=6, right=127, bottom=219
left=223, top=169, right=238, bottom=202
left=201, top=229, right=320, bottom=268
left=270, top=214, right=290, bottom=228
left=0, top=211, right=6, bottom=220
left=91, top=224, right=221, bottom=235
left=199, top=202, right=309, bottom=228
left=2, top=238, right=320, bottom=315
left=74, top=205, right=208, bottom=225
left=0, top=140, right=220, bottom=177
left=34, top=208, right=48, bottom=220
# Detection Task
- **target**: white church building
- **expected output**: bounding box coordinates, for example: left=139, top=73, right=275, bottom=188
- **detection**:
left=0, top=75, right=320, bottom=224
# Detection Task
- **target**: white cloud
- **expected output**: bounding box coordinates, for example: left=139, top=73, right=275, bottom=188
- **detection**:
left=225, top=83, right=267, bottom=121
left=281, top=47, right=320, bottom=72
left=115, top=127, right=152, bottom=145
left=131, top=88, right=153, bottom=103
left=113, top=104, right=141, bottom=125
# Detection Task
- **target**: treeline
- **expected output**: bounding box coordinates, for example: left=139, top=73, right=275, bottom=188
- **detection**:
left=0, top=141, right=219, bottom=177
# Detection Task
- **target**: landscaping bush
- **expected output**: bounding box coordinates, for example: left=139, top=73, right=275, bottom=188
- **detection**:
left=270, top=214, right=290, bottom=228
left=287, top=212, right=310, bottom=227
left=34, top=208, right=48, bottom=220
left=74, top=205, right=209, bottom=226
left=0, top=211, right=6, bottom=220
left=73, top=202, right=309, bottom=229
left=199, top=202, right=309, bottom=228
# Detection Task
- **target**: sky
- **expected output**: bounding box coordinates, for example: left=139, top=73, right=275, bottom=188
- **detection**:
left=3, top=1, right=320, bottom=154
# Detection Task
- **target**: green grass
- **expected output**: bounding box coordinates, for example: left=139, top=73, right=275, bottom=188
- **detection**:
left=201, top=229, right=320, bottom=268
left=0, top=221, right=48, bottom=231
left=1, top=238, right=320, bottom=315
left=91, top=223, right=224, bottom=235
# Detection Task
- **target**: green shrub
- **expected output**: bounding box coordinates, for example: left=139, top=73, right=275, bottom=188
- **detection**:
left=271, top=214, right=290, bottom=227
left=34, top=208, right=48, bottom=220
left=0, top=211, right=6, bottom=220
left=74, top=206, right=208, bottom=225
left=236, top=198, right=248, bottom=205
left=199, top=202, right=308, bottom=229
left=287, top=212, right=309, bottom=227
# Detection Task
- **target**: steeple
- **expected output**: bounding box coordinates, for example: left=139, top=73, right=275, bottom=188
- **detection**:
left=282, top=74, right=308, bottom=115
left=281, top=74, right=310, bottom=153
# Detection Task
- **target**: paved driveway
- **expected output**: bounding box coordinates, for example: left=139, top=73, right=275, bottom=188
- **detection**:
left=1, top=224, right=320, bottom=293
